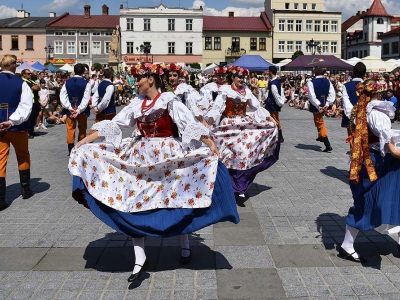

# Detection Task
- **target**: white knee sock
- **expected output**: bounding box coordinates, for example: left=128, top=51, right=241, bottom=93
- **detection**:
left=341, top=225, right=360, bottom=258
left=132, top=237, right=146, bottom=274
left=397, top=232, right=400, bottom=245
left=180, top=234, right=190, bottom=257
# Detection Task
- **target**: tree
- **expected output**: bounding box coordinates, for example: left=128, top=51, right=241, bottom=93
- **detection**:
left=190, top=62, right=201, bottom=70
left=292, top=50, right=304, bottom=60
left=92, top=62, right=102, bottom=71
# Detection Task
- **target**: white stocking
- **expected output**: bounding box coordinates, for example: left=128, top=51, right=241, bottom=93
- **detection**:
left=398, top=232, right=400, bottom=245
left=341, top=225, right=360, bottom=258
left=180, top=234, right=190, bottom=257
left=132, top=237, right=146, bottom=274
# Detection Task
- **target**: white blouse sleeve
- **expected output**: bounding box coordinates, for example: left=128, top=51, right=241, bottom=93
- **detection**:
left=168, top=98, right=210, bottom=150
left=205, top=94, right=226, bottom=125
left=247, top=92, right=271, bottom=122
left=185, top=89, right=205, bottom=117
left=367, top=110, right=395, bottom=156
left=341, top=85, right=353, bottom=119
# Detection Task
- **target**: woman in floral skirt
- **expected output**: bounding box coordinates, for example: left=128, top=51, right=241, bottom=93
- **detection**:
left=69, top=63, right=239, bottom=281
left=205, top=66, right=280, bottom=202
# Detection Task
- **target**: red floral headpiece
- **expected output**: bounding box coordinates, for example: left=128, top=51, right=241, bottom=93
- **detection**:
left=215, top=66, right=227, bottom=74
left=131, top=62, right=165, bottom=77
left=180, top=70, right=189, bottom=79
left=227, top=66, right=249, bottom=77
left=165, top=63, right=182, bottom=73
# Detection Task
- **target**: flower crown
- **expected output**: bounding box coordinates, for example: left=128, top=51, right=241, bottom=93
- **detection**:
left=356, top=81, right=386, bottom=95
left=165, top=63, right=182, bottom=73
left=131, top=62, right=165, bottom=77
left=227, top=66, right=249, bottom=77
left=180, top=70, right=189, bottom=79
left=215, top=66, right=227, bottom=74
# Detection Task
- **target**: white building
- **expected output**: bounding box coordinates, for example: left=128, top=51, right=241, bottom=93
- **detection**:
left=120, top=4, right=203, bottom=67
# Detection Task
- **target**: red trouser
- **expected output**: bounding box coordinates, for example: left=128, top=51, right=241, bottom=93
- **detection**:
left=89, top=113, right=116, bottom=135
left=66, top=114, right=88, bottom=144
left=313, top=113, right=327, bottom=138
left=269, top=111, right=282, bottom=130
left=0, top=131, right=30, bottom=177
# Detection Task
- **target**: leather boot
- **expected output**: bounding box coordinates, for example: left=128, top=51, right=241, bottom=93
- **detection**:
left=19, top=169, right=34, bottom=199
left=278, top=129, right=284, bottom=143
left=68, top=143, right=74, bottom=155
left=0, top=177, right=9, bottom=211
left=322, top=137, right=333, bottom=152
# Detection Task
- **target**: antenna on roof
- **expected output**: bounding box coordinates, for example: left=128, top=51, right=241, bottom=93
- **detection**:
left=21, top=3, right=23, bottom=10
left=121, top=0, right=128, bottom=8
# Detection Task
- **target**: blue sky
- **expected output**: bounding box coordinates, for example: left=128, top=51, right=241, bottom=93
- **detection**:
left=0, top=0, right=399, bottom=22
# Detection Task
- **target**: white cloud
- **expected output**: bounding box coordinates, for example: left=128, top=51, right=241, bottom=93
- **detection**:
left=192, top=0, right=262, bottom=16
left=38, top=0, right=87, bottom=14
left=0, top=5, right=17, bottom=19
left=231, top=0, right=264, bottom=6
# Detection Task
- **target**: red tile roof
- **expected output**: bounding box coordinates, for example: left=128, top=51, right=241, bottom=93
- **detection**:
left=363, top=0, right=391, bottom=17
left=47, top=13, right=119, bottom=29
left=203, top=13, right=271, bottom=32
left=391, top=17, right=400, bottom=24
left=379, top=27, right=400, bottom=38
left=342, top=12, right=366, bottom=31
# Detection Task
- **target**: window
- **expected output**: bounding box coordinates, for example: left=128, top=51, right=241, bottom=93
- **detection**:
left=127, top=18, right=134, bottom=30
left=306, top=20, right=312, bottom=32
left=104, top=32, right=112, bottom=36
left=168, top=42, right=175, bottom=54
left=312, top=3, right=316, bottom=10
left=364, top=50, right=367, bottom=57
left=377, top=32, right=383, bottom=39
left=294, top=3, right=299, bottom=9
left=278, top=20, right=285, bottom=31
left=92, top=41, right=101, bottom=55
left=259, top=38, right=266, bottom=50
left=186, top=42, right=193, bottom=54
left=205, top=37, right=212, bottom=50
left=287, top=20, right=294, bottom=31
left=377, top=18, right=384, bottom=24
left=67, top=41, right=75, bottom=54
left=79, top=31, right=88, bottom=36
left=331, top=21, right=337, bottom=33
left=364, top=19, right=368, bottom=26
left=296, top=41, right=302, bottom=51
left=232, top=37, right=240, bottom=52
left=303, top=3, right=307, bottom=9
left=80, top=41, right=88, bottom=54
left=306, top=44, right=311, bottom=53
left=364, top=33, right=367, bottom=41
left=54, top=41, right=63, bottom=54
left=331, top=41, right=337, bottom=54
left=126, top=42, right=134, bottom=54
left=322, top=41, right=329, bottom=53
left=314, top=20, right=320, bottom=32
left=287, top=41, right=293, bottom=52
left=186, top=19, right=193, bottom=31
left=67, top=31, right=75, bottom=35
left=278, top=41, right=285, bottom=53
left=168, top=19, right=175, bottom=31
left=92, top=32, right=101, bottom=36
left=55, top=31, right=62, bottom=35
left=250, top=38, right=257, bottom=51
left=323, top=21, right=329, bottom=32
left=26, top=36, right=33, bottom=50
left=285, top=3, right=290, bottom=9
left=105, top=42, right=110, bottom=54
left=0, top=36, right=2, bottom=49
left=392, top=42, right=399, bottom=54
left=296, top=20, right=302, bottom=32
left=144, top=19, right=151, bottom=31
left=214, top=37, right=221, bottom=50
left=383, top=43, right=389, bottom=55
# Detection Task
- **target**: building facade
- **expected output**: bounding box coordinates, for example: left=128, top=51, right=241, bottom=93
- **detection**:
left=202, top=12, right=272, bottom=67
left=379, top=27, right=400, bottom=60
left=0, top=10, right=56, bottom=64
left=120, top=4, right=203, bottom=67
left=46, top=5, right=119, bottom=67
left=265, top=0, right=341, bottom=63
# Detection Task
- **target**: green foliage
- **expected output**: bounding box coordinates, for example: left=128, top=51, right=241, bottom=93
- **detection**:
left=292, top=50, right=304, bottom=60
left=92, top=62, right=102, bottom=71
left=190, top=62, right=201, bottom=70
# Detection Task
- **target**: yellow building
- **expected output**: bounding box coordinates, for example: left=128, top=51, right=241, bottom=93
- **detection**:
left=265, top=0, right=342, bottom=63
left=202, top=12, right=273, bottom=67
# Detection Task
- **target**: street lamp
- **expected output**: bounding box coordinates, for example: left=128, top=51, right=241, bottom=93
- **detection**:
left=136, top=43, right=152, bottom=62
left=306, top=38, right=321, bottom=55
left=44, top=44, right=54, bottom=63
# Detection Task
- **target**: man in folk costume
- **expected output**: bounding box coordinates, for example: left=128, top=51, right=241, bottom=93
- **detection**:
left=307, top=66, right=335, bottom=152
left=21, top=69, right=40, bottom=139
left=265, top=66, right=285, bottom=143
left=60, top=64, right=91, bottom=155
left=0, top=55, right=34, bottom=210
left=341, top=62, right=366, bottom=150
left=90, top=69, right=116, bottom=134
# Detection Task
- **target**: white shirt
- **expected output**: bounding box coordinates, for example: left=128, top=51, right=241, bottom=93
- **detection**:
left=60, top=75, right=91, bottom=114
left=306, top=76, right=335, bottom=109
left=92, top=79, right=114, bottom=113
left=342, top=78, right=363, bottom=119
left=1, top=71, right=33, bottom=126
left=270, top=76, right=285, bottom=107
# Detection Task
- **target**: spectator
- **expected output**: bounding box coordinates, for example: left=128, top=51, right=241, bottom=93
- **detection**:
left=257, top=75, right=267, bottom=103
left=46, top=98, right=66, bottom=125
left=36, top=79, right=49, bottom=130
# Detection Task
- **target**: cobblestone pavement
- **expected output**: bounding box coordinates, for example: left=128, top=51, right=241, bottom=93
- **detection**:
left=1, top=104, right=400, bottom=299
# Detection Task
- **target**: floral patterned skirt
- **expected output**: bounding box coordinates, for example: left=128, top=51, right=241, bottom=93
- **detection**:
left=211, top=115, right=279, bottom=170
left=68, top=137, right=219, bottom=213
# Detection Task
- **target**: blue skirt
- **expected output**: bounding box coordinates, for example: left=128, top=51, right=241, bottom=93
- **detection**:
left=72, top=161, right=240, bottom=238
left=341, top=112, right=350, bottom=128
left=346, top=150, right=400, bottom=231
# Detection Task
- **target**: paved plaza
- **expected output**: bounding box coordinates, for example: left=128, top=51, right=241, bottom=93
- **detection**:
left=1, top=105, right=400, bottom=300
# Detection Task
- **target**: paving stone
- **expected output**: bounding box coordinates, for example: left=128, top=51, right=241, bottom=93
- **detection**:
left=0, top=248, right=48, bottom=271
left=215, top=245, right=275, bottom=269
left=283, top=286, right=309, bottom=297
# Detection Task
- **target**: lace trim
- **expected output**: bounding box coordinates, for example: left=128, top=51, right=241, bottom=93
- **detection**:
left=181, top=122, right=209, bottom=150
left=219, top=86, right=252, bottom=102
left=253, top=107, right=271, bottom=122
left=91, top=120, right=122, bottom=148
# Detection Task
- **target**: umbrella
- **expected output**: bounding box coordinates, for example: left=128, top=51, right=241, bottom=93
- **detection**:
left=45, top=62, right=63, bottom=73
left=360, top=56, right=395, bottom=72
left=232, top=54, right=279, bottom=71
left=283, top=55, right=353, bottom=71
left=16, top=62, right=41, bottom=73
left=276, top=58, right=292, bottom=67
left=203, top=63, right=218, bottom=75
left=183, top=67, right=201, bottom=73
left=60, top=63, right=74, bottom=72
left=32, top=61, right=45, bottom=71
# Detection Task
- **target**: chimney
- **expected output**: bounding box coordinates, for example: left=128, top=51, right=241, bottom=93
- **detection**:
left=102, top=4, right=109, bottom=15
left=229, top=11, right=234, bottom=17
left=24, top=12, right=30, bottom=18
left=84, top=5, right=91, bottom=19
left=200, top=6, right=203, bottom=11
left=120, top=4, right=123, bottom=9
left=16, top=10, right=25, bottom=18
left=357, top=11, right=360, bottom=15
left=49, top=12, right=56, bottom=17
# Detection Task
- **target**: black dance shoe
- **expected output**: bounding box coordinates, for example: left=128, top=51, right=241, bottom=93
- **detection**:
left=323, top=146, right=333, bottom=152
left=180, top=248, right=192, bottom=264
left=338, top=247, right=367, bottom=263
left=397, top=244, right=400, bottom=254
left=316, top=137, right=323, bottom=142
left=127, top=260, right=149, bottom=282
left=235, top=194, right=246, bottom=207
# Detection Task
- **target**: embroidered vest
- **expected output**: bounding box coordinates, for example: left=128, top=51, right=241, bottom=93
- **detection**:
left=344, top=81, right=360, bottom=106
left=310, top=78, right=330, bottom=113
left=265, top=78, right=282, bottom=112
left=97, top=81, right=116, bottom=115
left=64, top=77, right=90, bottom=117
left=224, top=98, right=247, bottom=117
left=136, top=109, right=179, bottom=138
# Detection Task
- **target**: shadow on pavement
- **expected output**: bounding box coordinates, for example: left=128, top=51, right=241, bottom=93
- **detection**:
left=320, top=166, right=349, bottom=185
left=295, top=143, right=322, bottom=151
left=5, top=177, right=50, bottom=205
